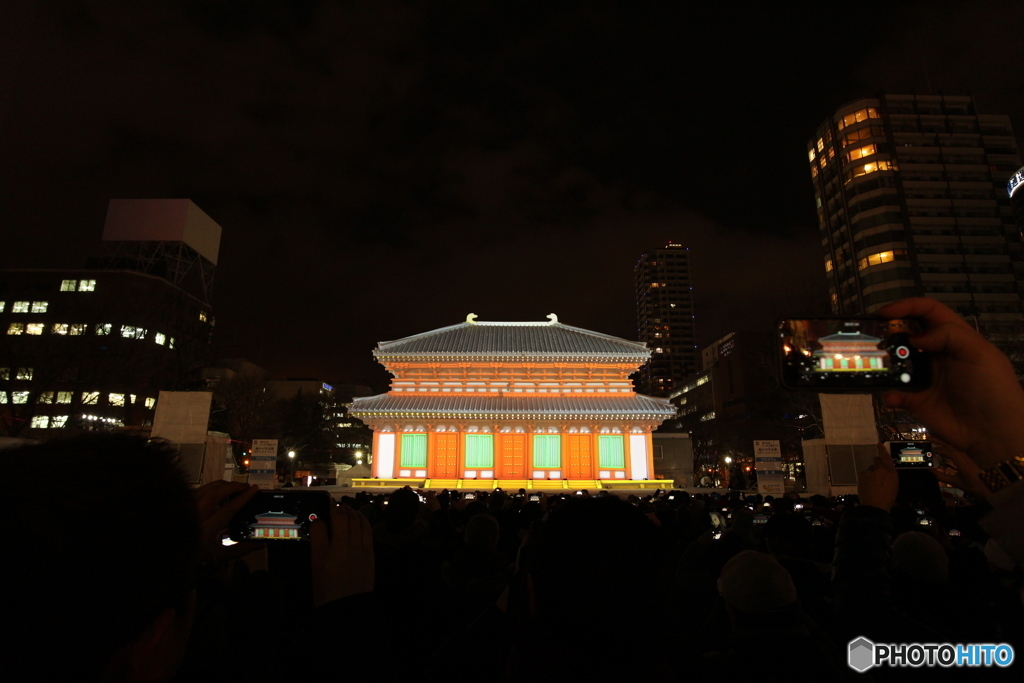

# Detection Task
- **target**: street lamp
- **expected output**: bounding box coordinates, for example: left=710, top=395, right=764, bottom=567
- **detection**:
left=724, top=456, right=733, bottom=464
left=287, top=450, right=296, bottom=484
left=355, top=450, right=363, bottom=465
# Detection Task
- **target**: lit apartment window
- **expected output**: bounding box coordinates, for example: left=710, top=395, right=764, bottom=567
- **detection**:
left=31, top=416, right=49, bottom=428
left=0, top=368, right=7, bottom=380
left=145, top=397, right=156, bottom=409
left=78, top=280, right=96, bottom=291
left=31, top=301, right=48, bottom=313
left=121, top=325, right=147, bottom=339
left=95, top=323, right=112, bottom=335
left=845, top=160, right=896, bottom=183
left=154, top=332, right=166, bottom=345
left=6, top=323, right=23, bottom=335
left=808, top=148, right=816, bottom=162
left=52, top=323, right=70, bottom=335
left=12, top=391, right=29, bottom=404
left=56, top=392, right=72, bottom=404
left=81, top=391, right=99, bottom=405
left=836, top=107, right=880, bottom=131
left=0, top=302, right=4, bottom=312
left=12, top=301, right=30, bottom=313
left=168, top=337, right=175, bottom=349
left=109, top=393, right=126, bottom=407
left=857, top=249, right=909, bottom=271
left=846, top=144, right=877, bottom=163
left=51, top=415, right=68, bottom=428
left=825, top=260, right=833, bottom=272
left=39, top=392, right=54, bottom=404
left=817, top=138, right=824, bottom=152
left=26, top=323, right=44, bottom=335
left=61, top=280, right=77, bottom=291
left=16, top=368, right=33, bottom=380
left=199, top=310, right=208, bottom=322
left=69, top=324, right=86, bottom=335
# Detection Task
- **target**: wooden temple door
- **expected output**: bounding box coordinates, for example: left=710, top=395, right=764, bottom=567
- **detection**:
left=433, top=433, right=459, bottom=478
left=565, top=434, right=593, bottom=479
left=499, top=434, right=526, bottom=479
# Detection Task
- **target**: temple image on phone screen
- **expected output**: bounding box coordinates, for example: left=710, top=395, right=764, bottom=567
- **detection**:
left=248, top=511, right=302, bottom=539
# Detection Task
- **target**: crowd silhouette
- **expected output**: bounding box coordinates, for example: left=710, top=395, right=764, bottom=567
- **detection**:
left=3, top=298, right=1023, bottom=682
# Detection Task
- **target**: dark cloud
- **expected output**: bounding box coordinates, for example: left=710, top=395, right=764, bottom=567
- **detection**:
left=0, top=0, right=1019, bottom=388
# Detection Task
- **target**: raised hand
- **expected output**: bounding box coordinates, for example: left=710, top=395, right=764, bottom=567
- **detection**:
left=310, top=502, right=374, bottom=607
left=858, top=446, right=899, bottom=512
left=193, top=481, right=262, bottom=563
left=878, top=297, right=1024, bottom=470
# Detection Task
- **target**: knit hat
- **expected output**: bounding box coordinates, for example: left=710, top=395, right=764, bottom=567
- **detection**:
left=717, top=550, right=798, bottom=613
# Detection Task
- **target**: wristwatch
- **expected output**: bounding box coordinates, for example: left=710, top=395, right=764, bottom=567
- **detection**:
left=978, top=455, right=1024, bottom=494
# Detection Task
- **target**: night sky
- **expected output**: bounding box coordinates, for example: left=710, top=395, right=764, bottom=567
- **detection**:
left=2, top=1, right=1022, bottom=390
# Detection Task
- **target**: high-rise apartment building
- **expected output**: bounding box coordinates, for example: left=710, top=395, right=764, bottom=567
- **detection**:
left=635, top=242, right=698, bottom=396
left=808, top=94, right=1024, bottom=355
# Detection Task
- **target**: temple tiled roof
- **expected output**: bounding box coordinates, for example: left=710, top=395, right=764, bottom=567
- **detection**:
left=375, top=316, right=650, bottom=361
left=818, top=332, right=882, bottom=342
left=348, top=393, right=675, bottom=420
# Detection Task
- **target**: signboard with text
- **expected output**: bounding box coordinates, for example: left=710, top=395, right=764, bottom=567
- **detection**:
left=754, top=440, right=786, bottom=495
left=249, top=439, right=279, bottom=489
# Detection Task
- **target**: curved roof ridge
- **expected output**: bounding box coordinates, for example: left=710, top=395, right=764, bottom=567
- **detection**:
left=375, top=318, right=649, bottom=358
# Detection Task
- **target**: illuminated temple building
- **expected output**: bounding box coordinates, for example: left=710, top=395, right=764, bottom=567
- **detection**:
left=348, top=314, right=676, bottom=489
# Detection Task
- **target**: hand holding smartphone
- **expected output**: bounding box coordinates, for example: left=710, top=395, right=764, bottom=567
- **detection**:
left=778, top=317, right=931, bottom=390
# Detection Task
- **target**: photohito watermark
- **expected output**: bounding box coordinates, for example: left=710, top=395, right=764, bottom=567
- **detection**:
left=848, top=637, right=1015, bottom=672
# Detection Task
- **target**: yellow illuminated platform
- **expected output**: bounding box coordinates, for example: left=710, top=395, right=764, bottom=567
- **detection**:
left=352, top=478, right=676, bottom=491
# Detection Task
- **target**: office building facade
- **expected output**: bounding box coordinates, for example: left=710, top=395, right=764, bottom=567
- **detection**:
left=0, top=200, right=221, bottom=437
left=808, top=94, right=1024, bottom=355
left=635, top=243, right=698, bottom=396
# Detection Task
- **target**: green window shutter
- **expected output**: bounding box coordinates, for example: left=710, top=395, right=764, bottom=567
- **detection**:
left=400, top=434, right=427, bottom=468
left=598, top=435, right=625, bottom=468
left=533, top=435, right=561, bottom=468
left=464, top=434, right=494, bottom=468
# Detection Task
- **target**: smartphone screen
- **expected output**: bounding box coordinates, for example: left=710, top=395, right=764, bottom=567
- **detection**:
left=228, top=490, right=333, bottom=542
left=529, top=494, right=541, bottom=502
left=886, top=441, right=935, bottom=469
left=778, top=317, right=930, bottom=390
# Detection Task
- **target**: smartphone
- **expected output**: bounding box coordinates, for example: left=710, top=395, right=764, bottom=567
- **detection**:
left=918, top=517, right=933, bottom=527
left=464, top=492, right=477, bottom=501
left=575, top=490, right=584, bottom=497
left=529, top=493, right=541, bottom=502
left=778, top=317, right=931, bottom=390
left=228, top=490, right=333, bottom=542
left=886, top=441, right=935, bottom=469
left=793, top=503, right=804, bottom=511
left=712, top=530, right=723, bottom=540
left=753, top=514, right=768, bottom=524
left=949, top=529, right=962, bottom=537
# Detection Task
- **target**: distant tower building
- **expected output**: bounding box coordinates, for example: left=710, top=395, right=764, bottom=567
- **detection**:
left=635, top=242, right=698, bottom=396
left=808, top=94, right=1024, bottom=357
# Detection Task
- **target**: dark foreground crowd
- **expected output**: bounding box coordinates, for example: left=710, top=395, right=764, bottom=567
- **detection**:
left=3, top=298, right=1024, bottom=683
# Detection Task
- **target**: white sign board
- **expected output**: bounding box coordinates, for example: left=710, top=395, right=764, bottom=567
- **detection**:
left=754, top=440, right=785, bottom=495
left=249, top=439, right=279, bottom=490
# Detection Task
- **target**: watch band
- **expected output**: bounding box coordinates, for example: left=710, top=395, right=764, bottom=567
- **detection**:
left=978, top=455, right=1024, bottom=494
